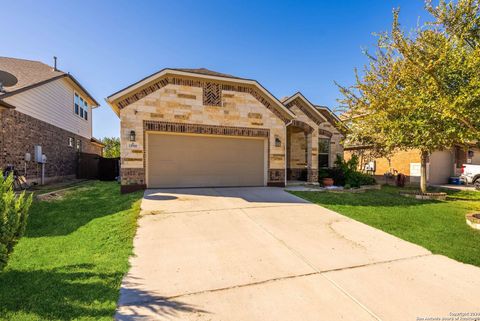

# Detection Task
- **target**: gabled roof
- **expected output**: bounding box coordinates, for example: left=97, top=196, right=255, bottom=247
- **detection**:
left=90, top=137, right=106, bottom=147
left=315, top=105, right=348, bottom=132
left=282, top=92, right=328, bottom=124
left=170, top=68, right=245, bottom=80
left=106, top=68, right=296, bottom=121
left=0, top=57, right=99, bottom=107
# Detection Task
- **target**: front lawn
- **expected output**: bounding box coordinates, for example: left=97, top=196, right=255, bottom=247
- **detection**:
left=291, top=186, right=480, bottom=267
left=0, top=181, right=143, bottom=321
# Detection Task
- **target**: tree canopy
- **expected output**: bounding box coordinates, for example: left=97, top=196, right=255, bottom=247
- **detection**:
left=338, top=0, right=480, bottom=192
left=101, top=137, right=120, bottom=158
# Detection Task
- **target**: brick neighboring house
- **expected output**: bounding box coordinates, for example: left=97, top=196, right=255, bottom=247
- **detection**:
left=344, top=145, right=480, bottom=185
left=0, top=57, right=104, bottom=184
left=106, top=68, right=344, bottom=192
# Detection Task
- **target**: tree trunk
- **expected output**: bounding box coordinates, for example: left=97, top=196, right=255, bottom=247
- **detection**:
left=420, top=150, right=429, bottom=193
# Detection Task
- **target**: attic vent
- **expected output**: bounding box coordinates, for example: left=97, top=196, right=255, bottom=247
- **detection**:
left=203, top=82, right=222, bottom=106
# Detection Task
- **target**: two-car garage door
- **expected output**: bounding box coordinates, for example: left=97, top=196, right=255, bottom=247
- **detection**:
left=147, top=133, right=266, bottom=188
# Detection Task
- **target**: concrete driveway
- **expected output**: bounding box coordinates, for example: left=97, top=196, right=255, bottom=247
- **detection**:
left=116, top=187, right=480, bottom=321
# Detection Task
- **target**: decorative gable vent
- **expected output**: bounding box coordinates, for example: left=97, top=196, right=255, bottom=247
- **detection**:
left=203, top=82, right=222, bottom=106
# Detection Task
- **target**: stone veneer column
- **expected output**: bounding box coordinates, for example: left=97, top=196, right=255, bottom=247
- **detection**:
left=306, top=131, right=319, bottom=184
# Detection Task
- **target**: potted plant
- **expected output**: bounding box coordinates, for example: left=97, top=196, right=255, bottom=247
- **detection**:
left=322, top=177, right=334, bottom=187
left=318, top=169, right=334, bottom=187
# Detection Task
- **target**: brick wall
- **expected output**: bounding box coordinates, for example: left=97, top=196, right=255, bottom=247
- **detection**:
left=344, top=148, right=422, bottom=184
left=0, top=109, right=102, bottom=183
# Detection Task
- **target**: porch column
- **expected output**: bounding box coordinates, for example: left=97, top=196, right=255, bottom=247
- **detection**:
left=306, top=131, right=319, bottom=184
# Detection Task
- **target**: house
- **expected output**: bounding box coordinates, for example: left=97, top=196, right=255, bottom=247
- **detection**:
left=0, top=57, right=103, bottom=184
left=344, top=145, right=480, bottom=185
left=106, top=68, right=344, bottom=192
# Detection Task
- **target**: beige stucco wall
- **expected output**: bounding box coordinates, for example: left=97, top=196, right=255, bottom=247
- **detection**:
left=119, top=84, right=287, bottom=185
left=470, top=147, right=480, bottom=164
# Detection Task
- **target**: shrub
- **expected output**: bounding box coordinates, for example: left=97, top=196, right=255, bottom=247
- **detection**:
left=0, top=172, right=32, bottom=271
left=319, top=155, right=376, bottom=187
left=345, top=170, right=376, bottom=187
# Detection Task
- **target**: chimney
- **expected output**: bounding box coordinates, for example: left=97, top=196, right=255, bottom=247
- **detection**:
left=53, top=56, right=58, bottom=71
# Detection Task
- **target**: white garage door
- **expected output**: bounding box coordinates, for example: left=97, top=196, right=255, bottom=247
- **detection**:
left=147, top=133, right=266, bottom=188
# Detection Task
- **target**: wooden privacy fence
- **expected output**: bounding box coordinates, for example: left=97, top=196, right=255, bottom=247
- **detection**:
left=77, top=153, right=119, bottom=180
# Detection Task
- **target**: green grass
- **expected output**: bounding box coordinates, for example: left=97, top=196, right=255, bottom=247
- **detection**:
left=0, top=181, right=143, bottom=321
left=291, top=186, right=480, bottom=267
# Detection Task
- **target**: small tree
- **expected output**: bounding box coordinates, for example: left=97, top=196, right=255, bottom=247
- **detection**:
left=0, top=173, right=32, bottom=271
left=101, top=137, right=120, bottom=158
left=338, top=0, right=480, bottom=193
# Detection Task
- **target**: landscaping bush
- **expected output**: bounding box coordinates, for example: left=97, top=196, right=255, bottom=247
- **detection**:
left=345, top=170, right=376, bottom=187
left=319, top=155, right=376, bottom=187
left=0, top=172, right=32, bottom=271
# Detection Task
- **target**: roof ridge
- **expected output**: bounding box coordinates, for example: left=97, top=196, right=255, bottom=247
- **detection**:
left=1, top=56, right=66, bottom=71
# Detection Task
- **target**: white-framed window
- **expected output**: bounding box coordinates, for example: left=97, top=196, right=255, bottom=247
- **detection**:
left=74, top=92, right=89, bottom=121
left=76, top=139, right=82, bottom=151
left=68, top=137, right=74, bottom=147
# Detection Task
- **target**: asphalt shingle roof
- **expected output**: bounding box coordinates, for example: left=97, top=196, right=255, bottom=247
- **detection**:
left=171, top=68, right=245, bottom=80
left=0, top=57, right=64, bottom=96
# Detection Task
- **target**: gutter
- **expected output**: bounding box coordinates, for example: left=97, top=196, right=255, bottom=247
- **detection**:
left=0, top=99, right=16, bottom=109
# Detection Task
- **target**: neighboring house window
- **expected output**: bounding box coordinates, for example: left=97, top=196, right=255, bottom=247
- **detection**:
left=318, top=138, right=330, bottom=168
left=80, top=98, right=84, bottom=118
left=74, top=92, right=89, bottom=121
left=76, top=139, right=82, bottom=151
left=68, top=137, right=74, bottom=147
left=74, top=93, right=80, bottom=115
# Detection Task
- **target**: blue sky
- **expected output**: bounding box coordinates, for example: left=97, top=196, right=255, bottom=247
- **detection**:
left=2, top=0, right=430, bottom=138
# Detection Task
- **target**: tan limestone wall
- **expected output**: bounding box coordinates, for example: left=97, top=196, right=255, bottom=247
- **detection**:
left=318, top=121, right=343, bottom=167
left=119, top=84, right=286, bottom=186
left=288, top=105, right=318, bottom=170
left=288, top=130, right=307, bottom=168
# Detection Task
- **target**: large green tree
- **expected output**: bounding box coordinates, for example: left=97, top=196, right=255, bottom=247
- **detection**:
left=338, top=0, right=480, bottom=192
left=101, top=137, right=120, bottom=158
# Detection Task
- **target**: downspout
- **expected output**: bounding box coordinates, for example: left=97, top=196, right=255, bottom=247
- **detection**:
left=284, top=119, right=293, bottom=187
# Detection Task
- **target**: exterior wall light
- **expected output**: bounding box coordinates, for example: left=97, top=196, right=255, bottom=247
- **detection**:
left=275, top=137, right=281, bottom=147
left=129, top=130, right=136, bottom=142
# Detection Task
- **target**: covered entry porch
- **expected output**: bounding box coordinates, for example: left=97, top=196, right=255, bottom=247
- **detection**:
left=286, top=120, right=319, bottom=185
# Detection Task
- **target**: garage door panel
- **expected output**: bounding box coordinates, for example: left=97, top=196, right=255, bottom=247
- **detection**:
left=147, top=134, right=265, bottom=188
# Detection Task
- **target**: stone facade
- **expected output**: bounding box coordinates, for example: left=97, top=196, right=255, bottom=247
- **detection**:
left=318, top=120, right=344, bottom=167
left=286, top=104, right=319, bottom=183
left=112, top=71, right=345, bottom=191
left=287, top=128, right=308, bottom=180
left=0, top=108, right=102, bottom=183
left=285, top=100, right=344, bottom=183
left=119, top=83, right=287, bottom=190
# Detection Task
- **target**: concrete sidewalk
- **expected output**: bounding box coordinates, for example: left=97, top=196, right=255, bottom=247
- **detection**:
left=116, top=187, right=480, bottom=321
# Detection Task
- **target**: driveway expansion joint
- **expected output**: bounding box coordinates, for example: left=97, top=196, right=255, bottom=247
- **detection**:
left=119, top=187, right=479, bottom=320
left=144, top=203, right=309, bottom=215
left=166, top=252, right=433, bottom=300
left=240, top=208, right=387, bottom=320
